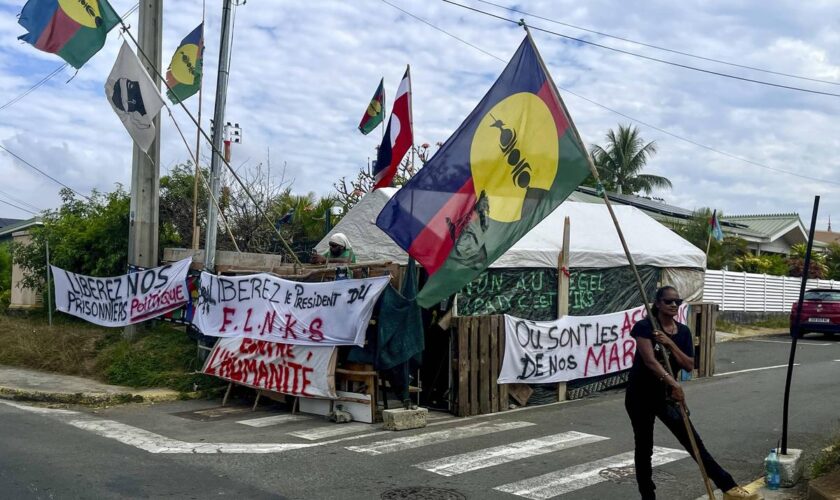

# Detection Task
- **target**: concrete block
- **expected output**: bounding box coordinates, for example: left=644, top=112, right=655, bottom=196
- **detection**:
left=382, top=407, right=428, bottom=431
left=778, top=448, right=804, bottom=488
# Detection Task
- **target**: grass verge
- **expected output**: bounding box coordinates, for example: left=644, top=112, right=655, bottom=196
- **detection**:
left=810, top=434, right=840, bottom=479
left=0, top=313, right=221, bottom=393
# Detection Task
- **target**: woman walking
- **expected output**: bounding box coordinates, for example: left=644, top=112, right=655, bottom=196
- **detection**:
left=626, top=286, right=757, bottom=500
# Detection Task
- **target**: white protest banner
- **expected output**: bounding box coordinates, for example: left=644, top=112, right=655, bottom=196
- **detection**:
left=499, top=304, right=688, bottom=384
left=202, top=337, right=336, bottom=398
left=193, top=273, right=390, bottom=346
left=51, top=258, right=192, bottom=327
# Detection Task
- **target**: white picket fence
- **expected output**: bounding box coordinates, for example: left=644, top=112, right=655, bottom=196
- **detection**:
left=703, top=270, right=840, bottom=312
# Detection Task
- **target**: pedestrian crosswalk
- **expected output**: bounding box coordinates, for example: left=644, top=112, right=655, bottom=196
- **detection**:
left=344, top=420, right=691, bottom=499
left=414, top=431, right=608, bottom=477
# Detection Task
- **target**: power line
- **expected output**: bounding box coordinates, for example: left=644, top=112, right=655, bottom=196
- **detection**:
left=380, top=0, right=840, bottom=187
left=0, top=196, right=38, bottom=215
left=0, top=187, right=43, bottom=213
left=0, top=3, right=141, bottom=114
left=0, top=144, right=91, bottom=200
left=476, top=0, right=840, bottom=88
left=441, top=0, right=840, bottom=99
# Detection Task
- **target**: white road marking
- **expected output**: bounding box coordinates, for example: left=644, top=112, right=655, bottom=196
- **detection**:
left=288, top=422, right=373, bottom=441
left=715, top=364, right=797, bottom=376
left=236, top=414, right=308, bottom=428
left=748, top=339, right=831, bottom=346
left=1, top=400, right=314, bottom=454
left=494, top=446, right=689, bottom=499
left=414, top=431, right=608, bottom=477
left=346, top=421, right=535, bottom=456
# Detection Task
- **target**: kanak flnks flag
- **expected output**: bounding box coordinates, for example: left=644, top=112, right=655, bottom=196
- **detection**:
left=166, top=23, right=204, bottom=104
left=376, top=35, right=592, bottom=307
left=374, top=67, right=412, bottom=189
left=17, top=0, right=120, bottom=69
left=709, top=209, right=724, bottom=242
left=105, top=41, right=165, bottom=152
left=359, top=78, right=385, bottom=135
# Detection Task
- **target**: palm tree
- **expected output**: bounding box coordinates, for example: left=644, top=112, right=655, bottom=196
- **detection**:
left=589, top=124, right=672, bottom=195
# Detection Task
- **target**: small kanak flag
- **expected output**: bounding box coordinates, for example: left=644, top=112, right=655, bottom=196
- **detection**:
left=166, top=23, right=204, bottom=104
left=709, top=209, right=724, bottom=241
left=358, top=78, right=385, bottom=135
left=105, top=41, right=165, bottom=153
left=17, top=0, right=120, bottom=69
left=374, top=67, right=412, bottom=189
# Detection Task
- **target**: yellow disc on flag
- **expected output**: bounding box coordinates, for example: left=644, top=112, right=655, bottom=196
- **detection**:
left=170, top=44, right=200, bottom=85
left=367, top=100, right=382, bottom=117
left=470, top=92, right=559, bottom=223
left=58, top=0, right=102, bottom=29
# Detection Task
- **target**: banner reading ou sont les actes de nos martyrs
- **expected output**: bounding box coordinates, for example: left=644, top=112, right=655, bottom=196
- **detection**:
left=193, top=273, right=390, bottom=346
left=499, top=304, right=688, bottom=384
left=51, top=257, right=192, bottom=327
left=202, top=337, right=337, bottom=398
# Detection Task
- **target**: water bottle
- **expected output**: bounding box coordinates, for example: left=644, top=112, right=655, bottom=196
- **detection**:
left=765, top=448, right=780, bottom=490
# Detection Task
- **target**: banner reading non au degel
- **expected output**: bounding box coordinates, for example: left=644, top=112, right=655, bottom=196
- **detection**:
left=499, top=304, right=688, bottom=384
left=51, top=258, right=192, bottom=327
left=193, top=273, right=390, bottom=346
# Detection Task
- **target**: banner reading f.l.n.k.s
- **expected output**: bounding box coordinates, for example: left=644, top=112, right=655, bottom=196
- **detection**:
left=51, top=257, right=192, bottom=327
left=193, top=273, right=390, bottom=346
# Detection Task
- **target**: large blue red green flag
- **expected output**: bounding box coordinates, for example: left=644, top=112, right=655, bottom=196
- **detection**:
left=166, top=23, right=204, bottom=104
left=17, top=0, right=120, bottom=70
left=376, top=35, right=592, bottom=307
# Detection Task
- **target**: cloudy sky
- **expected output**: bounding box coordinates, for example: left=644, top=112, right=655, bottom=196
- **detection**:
left=1, top=0, right=838, bottom=232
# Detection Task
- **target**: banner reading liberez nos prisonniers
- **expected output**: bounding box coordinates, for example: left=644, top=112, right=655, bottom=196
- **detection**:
left=193, top=273, right=390, bottom=346
left=499, top=304, right=688, bottom=384
left=51, top=258, right=192, bottom=327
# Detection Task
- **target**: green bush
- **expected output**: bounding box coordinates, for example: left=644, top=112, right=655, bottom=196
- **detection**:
left=0, top=242, right=11, bottom=294
left=95, top=324, right=211, bottom=392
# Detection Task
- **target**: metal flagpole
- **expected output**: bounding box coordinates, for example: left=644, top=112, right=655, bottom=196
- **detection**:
left=191, top=3, right=206, bottom=251
left=522, top=22, right=715, bottom=498
left=45, top=239, right=52, bottom=327
left=781, top=195, right=820, bottom=454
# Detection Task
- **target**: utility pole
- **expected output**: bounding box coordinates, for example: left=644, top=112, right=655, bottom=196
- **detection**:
left=204, top=0, right=235, bottom=271
left=125, top=0, right=163, bottom=340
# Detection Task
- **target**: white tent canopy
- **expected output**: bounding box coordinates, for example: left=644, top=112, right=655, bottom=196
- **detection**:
left=316, top=188, right=706, bottom=269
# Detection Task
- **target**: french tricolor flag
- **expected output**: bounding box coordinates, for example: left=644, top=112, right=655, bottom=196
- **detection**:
left=374, top=66, right=413, bottom=189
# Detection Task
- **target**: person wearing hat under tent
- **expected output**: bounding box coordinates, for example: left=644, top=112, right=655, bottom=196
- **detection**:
left=311, top=233, right=356, bottom=265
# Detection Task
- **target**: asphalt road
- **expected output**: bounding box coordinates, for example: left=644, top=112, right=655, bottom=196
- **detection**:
left=2, top=332, right=838, bottom=500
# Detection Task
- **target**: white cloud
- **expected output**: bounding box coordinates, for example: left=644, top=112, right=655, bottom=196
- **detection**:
left=0, top=0, right=837, bottom=233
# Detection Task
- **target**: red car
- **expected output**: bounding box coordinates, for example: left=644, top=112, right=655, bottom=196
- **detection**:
left=790, top=288, right=840, bottom=337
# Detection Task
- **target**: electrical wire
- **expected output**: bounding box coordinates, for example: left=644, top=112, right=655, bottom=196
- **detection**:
left=380, top=0, right=840, bottom=186
left=441, top=0, right=840, bottom=99
left=0, top=144, right=92, bottom=199
left=476, top=0, right=840, bottom=88
left=0, top=2, right=141, bottom=114
left=0, top=187, right=43, bottom=213
left=0, top=196, right=38, bottom=215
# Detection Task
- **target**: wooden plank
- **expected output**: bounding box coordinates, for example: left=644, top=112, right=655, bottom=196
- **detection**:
left=470, top=317, right=479, bottom=416
left=489, top=315, right=499, bottom=413
left=479, top=316, right=491, bottom=415
left=498, top=325, right=508, bottom=410
left=709, top=305, right=717, bottom=376
left=457, top=318, right=469, bottom=417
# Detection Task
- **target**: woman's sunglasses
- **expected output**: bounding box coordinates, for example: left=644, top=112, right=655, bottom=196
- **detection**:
left=662, top=298, right=683, bottom=306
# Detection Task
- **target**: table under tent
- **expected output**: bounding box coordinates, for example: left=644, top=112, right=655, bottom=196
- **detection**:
left=316, top=188, right=708, bottom=415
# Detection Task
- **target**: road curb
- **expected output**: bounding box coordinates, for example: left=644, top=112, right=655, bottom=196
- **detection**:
left=0, top=385, right=187, bottom=406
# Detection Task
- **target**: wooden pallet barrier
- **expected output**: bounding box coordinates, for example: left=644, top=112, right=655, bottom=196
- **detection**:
left=454, top=315, right=507, bottom=417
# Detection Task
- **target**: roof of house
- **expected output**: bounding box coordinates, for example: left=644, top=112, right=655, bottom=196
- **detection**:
left=815, top=230, right=840, bottom=245
left=0, top=218, right=23, bottom=230
left=722, top=213, right=804, bottom=240
left=0, top=217, right=43, bottom=239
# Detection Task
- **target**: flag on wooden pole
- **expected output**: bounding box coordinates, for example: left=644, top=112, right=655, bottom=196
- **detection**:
left=359, top=78, right=385, bottom=135
left=374, top=68, right=412, bottom=188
